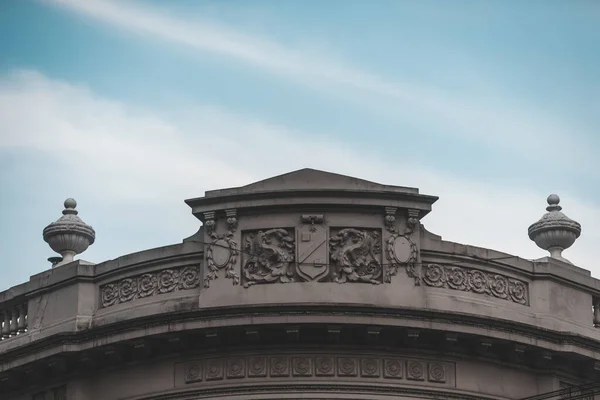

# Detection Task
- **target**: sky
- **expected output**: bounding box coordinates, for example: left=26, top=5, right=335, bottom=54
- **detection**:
left=0, top=0, right=598, bottom=291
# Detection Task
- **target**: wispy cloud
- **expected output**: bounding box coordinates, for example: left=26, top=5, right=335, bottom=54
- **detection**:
left=45, top=0, right=595, bottom=169
left=1, top=69, right=597, bottom=286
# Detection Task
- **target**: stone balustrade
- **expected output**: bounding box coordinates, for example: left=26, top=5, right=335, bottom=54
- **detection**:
left=0, top=300, right=27, bottom=340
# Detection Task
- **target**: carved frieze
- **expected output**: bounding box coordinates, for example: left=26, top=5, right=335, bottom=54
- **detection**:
left=384, top=207, right=420, bottom=284
left=329, top=228, right=383, bottom=284
left=422, top=264, right=529, bottom=305
left=204, top=210, right=240, bottom=288
left=178, top=354, right=454, bottom=387
left=100, top=265, right=201, bottom=308
left=242, top=228, right=296, bottom=287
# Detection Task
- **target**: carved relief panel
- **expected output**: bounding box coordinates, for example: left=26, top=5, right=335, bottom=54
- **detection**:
left=242, top=228, right=296, bottom=287
left=329, top=228, right=383, bottom=284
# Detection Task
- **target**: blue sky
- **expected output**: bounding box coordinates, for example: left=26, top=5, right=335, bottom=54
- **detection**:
left=0, top=0, right=598, bottom=290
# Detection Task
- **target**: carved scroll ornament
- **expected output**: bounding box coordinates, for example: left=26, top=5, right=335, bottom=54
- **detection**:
left=100, top=265, right=201, bottom=308
left=422, top=264, right=529, bottom=305
left=242, top=228, right=295, bottom=287
left=329, top=228, right=382, bottom=284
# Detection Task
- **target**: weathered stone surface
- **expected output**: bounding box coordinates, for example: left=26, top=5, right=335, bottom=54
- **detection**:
left=1, top=169, right=599, bottom=400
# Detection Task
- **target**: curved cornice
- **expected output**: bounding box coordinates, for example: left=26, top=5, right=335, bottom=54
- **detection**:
left=2, top=305, right=600, bottom=365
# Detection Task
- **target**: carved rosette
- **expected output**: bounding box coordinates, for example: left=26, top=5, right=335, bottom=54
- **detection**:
left=204, top=210, right=240, bottom=288
left=422, top=264, right=529, bottom=305
left=384, top=208, right=419, bottom=284
left=329, top=228, right=383, bottom=284
left=242, top=228, right=295, bottom=287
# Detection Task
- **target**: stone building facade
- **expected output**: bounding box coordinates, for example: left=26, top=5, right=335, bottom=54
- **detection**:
left=1, top=169, right=599, bottom=400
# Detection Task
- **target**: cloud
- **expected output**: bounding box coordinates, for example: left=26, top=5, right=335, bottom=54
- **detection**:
left=1, top=69, right=598, bottom=287
left=44, top=0, right=596, bottom=169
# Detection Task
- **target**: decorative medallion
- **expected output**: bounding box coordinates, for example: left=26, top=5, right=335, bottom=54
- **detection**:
left=270, top=357, right=290, bottom=377
left=242, top=228, right=295, bottom=287
left=227, top=358, right=245, bottom=379
left=184, top=362, right=203, bottom=383
left=296, top=215, right=328, bottom=282
left=360, top=358, right=380, bottom=377
left=428, top=363, right=446, bottom=383
left=248, top=356, right=267, bottom=377
left=315, top=356, right=335, bottom=376
left=383, top=358, right=403, bottom=379
left=337, top=357, right=358, bottom=376
left=384, top=207, right=420, bottom=284
left=204, top=210, right=240, bottom=288
left=292, top=357, right=313, bottom=376
left=205, top=359, right=224, bottom=381
left=329, top=228, right=383, bottom=284
left=406, top=360, right=425, bottom=381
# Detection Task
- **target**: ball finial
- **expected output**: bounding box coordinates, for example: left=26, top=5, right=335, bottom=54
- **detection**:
left=547, top=194, right=560, bottom=206
left=64, top=198, right=77, bottom=209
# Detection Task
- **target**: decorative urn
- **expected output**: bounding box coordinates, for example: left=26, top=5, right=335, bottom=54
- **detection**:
left=43, top=198, right=95, bottom=267
left=528, top=194, right=581, bottom=263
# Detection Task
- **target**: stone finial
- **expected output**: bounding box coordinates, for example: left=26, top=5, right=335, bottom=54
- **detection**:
left=528, top=194, right=581, bottom=263
left=43, top=198, right=96, bottom=267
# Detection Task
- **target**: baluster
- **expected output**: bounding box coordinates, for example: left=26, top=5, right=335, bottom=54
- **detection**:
left=594, top=300, right=600, bottom=327
left=9, top=307, right=18, bottom=335
left=2, top=310, right=11, bottom=338
left=17, top=304, right=27, bottom=333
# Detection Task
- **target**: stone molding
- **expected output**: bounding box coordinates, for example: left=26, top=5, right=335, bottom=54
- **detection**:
left=422, top=263, right=529, bottom=305
left=178, top=353, right=454, bottom=388
left=99, top=265, right=201, bottom=308
left=136, top=383, right=498, bottom=400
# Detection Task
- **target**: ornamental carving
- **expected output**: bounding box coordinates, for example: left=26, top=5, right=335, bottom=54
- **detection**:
left=383, top=359, right=403, bottom=379
left=384, top=207, right=420, bottom=284
left=296, top=215, right=329, bottom=282
left=292, top=357, right=313, bottom=376
left=270, top=357, right=290, bottom=377
left=428, top=363, right=446, bottom=383
left=100, top=265, right=201, bottom=308
left=329, top=228, right=383, bottom=284
left=248, top=356, right=267, bottom=377
left=406, top=360, right=425, bottom=381
left=361, top=358, right=380, bottom=377
left=226, top=358, right=245, bottom=379
left=337, top=357, right=358, bottom=376
left=179, top=354, right=453, bottom=386
left=185, top=363, right=203, bottom=383
left=204, top=210, right=240, bottom=288
left=422, top=264, right=529, bottom=305
left=242, top=228, right=295, bottom=287
left=205, top=359, right=224, bottom=381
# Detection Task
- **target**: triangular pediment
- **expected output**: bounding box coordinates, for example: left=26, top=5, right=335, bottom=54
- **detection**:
left=205, top=168, right=419, bottom=197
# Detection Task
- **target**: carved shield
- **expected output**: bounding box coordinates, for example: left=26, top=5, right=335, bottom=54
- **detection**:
left=296, top=223, right=328, bottom=282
